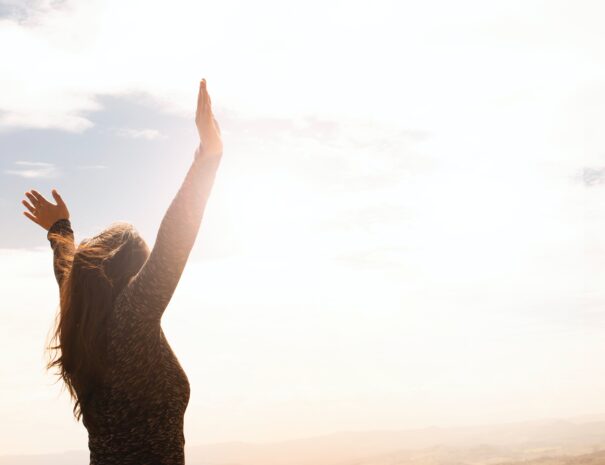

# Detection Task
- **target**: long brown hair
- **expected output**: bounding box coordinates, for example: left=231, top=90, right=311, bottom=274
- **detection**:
left=47, top=222, right=149, bottom=422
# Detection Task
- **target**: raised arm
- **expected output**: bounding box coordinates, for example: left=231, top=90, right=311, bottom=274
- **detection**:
left=122, top=79, right=223, bottom=322
left=21, top=189, right=73, bottom=288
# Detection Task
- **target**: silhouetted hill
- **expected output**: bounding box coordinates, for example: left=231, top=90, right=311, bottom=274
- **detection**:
left=498, top=450, right=605, bottom=465
left=2, top=418, right=605, bottom=465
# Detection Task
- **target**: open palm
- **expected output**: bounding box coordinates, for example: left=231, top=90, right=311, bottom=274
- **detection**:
left=195, top=79, right=223, bottom=159
left=22, top=189, right=70, bottom=231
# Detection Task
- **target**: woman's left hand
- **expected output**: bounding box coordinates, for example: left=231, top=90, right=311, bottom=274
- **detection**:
left=21, top=188, right=70, bottom=231
left=195, top=79, right=223, bottom=159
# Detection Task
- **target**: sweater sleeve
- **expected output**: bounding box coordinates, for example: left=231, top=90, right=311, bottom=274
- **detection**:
left=47, top=218, right=75, bottom=288
left=121, top=145, right=221, bottom=323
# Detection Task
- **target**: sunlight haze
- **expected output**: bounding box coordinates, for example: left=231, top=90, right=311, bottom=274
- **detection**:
left=0, top=0, right=604, bottom=457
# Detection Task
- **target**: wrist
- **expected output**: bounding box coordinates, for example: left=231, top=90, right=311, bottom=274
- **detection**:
left=47, top=218, right=72, bottom=239
left=194, top=143, right=223, bottom=165
left=48, top=217, right=70, bottom=231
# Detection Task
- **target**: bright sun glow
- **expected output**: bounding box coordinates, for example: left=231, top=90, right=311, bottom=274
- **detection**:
left=1, top=0, right=604, bottom=459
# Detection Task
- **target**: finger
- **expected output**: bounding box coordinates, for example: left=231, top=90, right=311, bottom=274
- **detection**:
left=22, top=199, right=36, bottom=214
left=51, top=189, right=65, bottom=206
left=31, top=189, right=50, bottom=205
left=26, top=192, right=40, bottom=206
left=196, top=83, right=203, bottom=118
left=204, top=83, right=212, bottom=115
left=196, top=79, right=206, bottom=118
left=23, top=211, right=41, bottom=225
left=201, top=79, right=207, bottom=113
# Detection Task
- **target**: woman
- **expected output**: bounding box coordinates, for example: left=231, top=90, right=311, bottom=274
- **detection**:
left=21, top=79, right=223, bottom=464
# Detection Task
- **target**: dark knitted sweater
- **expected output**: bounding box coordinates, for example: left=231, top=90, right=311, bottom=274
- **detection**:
left=47, top=145, right=221, bottom=465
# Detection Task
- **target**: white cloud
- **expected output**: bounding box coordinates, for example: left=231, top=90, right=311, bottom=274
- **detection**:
left=113, top=127, right=163, bottom=140
left=580, top=167, right=605, bottom=186
left=0, top=0, right=604, bottom=135
left=13, top=161, right=51, bottom=166
left=75, top=164, right=106, bottom=170
left=4, top=160, right=58, bottom=178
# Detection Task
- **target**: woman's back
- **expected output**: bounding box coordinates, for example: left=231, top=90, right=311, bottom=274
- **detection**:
left=83, top=289, right=191, bottom=464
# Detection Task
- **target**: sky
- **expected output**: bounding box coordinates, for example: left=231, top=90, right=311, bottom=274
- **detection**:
left=1, top=0, right=605, bottom=456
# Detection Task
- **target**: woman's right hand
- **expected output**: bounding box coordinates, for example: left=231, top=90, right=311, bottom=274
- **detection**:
left=195, top=79, right=223, bottom=159
left=21, top=188, right=70, bottom=231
